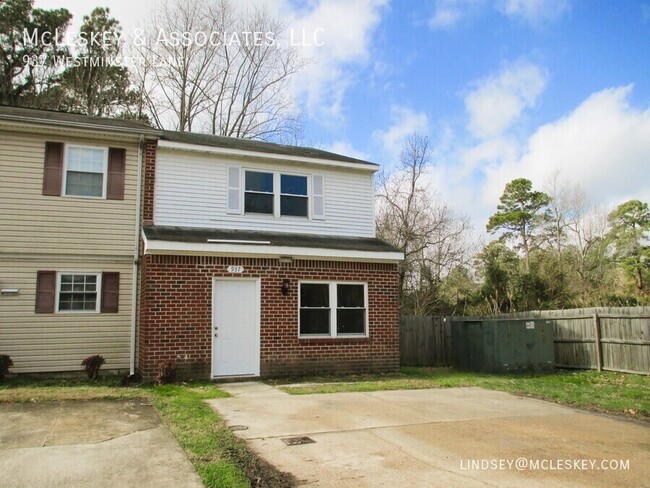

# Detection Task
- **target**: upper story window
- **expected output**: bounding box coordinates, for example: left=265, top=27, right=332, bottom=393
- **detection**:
left=245, top=171, right=274, bottom=214
left=280, top=175, right=308, bottom=217
left=42, top=142, right=126, bottom=200
left=242, top=170, right=310, bottom=218
left=64, top=146, right=108, bottom=198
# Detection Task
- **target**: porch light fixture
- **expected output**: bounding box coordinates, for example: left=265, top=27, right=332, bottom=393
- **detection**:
left=278, top=256, right=293, bottom=264
left=1, top=288, right=20, bottom=296
left=281, top=279, right=290, bottom=296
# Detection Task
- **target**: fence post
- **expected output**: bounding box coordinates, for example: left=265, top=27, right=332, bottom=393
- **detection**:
left=593, top=312, right=603, bottom=371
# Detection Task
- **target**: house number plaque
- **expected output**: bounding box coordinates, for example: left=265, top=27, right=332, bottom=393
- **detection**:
left=227, top=265, right=244, bottom=274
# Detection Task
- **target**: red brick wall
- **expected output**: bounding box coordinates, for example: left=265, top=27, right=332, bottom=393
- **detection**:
left=138, top=254, right=400, bottom=379
left=142, top=140, right=157, bottom=226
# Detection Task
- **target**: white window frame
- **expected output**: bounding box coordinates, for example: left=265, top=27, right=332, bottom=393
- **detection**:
left=278, top=172, right=309, bottom=219
left=298, top=281, right=368, bottom=338
left=244, top=169, right=275, bottom=215
left=55, top=272, right=102, bottom=313
left=62, top=144, right=109, bottom=199
left=242, top=169, right=311, bottom=219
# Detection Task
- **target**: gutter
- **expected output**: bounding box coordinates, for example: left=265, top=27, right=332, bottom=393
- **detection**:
left=0, top=114, right=162, bottom=137
left=130, top=135, right=145, bottom=376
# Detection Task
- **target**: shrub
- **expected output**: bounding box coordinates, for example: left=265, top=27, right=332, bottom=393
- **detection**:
left=0, top=354, right=13, bottom=380
left=156, top=360, right=177, bottom=385
left=81, top=354, right=106, bottom=380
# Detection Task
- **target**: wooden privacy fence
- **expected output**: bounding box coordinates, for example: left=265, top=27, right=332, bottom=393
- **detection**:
left=400, top=307, right=650, bottom=374
left=400, top=315, right=452, bottom=367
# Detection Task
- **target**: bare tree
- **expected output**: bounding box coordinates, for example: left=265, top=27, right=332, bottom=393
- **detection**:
left=544, top=171, right=575, bottom=262
left=134, top=0, right=305, bottom=140
left=376, top=133, right=471, bottom=314
left=543, top=172, right=617, bottom=303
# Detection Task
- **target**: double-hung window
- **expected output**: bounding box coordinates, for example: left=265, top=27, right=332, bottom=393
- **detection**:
left=299, top=282, right=367, bottom=337
left=64, top=146, right=108, bottom=198
left=241, top=170, right=311, bottom=218
left=280, top=174, right=308, bottom=217
left=244, top=171, right=274, bottom=214
left=42, top=142, right=125, bottom=200
left=35, top=271, right=119, bottom=314
left=58, top=273, right=100, bottom=312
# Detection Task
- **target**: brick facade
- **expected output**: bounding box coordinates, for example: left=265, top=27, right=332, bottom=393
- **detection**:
left=142, top=139, right=157, bottom=226
left=138, top=254, right=400, bottom=379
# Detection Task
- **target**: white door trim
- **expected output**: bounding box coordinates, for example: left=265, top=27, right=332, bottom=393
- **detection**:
left=211, top=277, right=261, bottom=378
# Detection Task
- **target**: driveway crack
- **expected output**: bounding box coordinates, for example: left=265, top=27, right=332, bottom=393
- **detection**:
left=42, top=404, right=63, bottom=447
left=91, top=425, right=161, bottom=444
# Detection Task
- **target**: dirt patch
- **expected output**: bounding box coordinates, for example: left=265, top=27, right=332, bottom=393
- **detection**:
left=225, top=440, right=297, bottom=487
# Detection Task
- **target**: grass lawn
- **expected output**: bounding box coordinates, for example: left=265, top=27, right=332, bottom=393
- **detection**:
left=0, top=377, right=294, bottom=488
left=271, top=367, right=650, bottom=420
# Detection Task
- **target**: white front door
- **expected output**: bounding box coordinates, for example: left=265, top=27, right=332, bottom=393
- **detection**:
left=212, top=279, right=260, bottom=377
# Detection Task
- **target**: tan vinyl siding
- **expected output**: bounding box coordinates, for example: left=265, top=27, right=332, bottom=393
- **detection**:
left=154, top=148, right=377, bottom=237
left=0, top=257, right=133, bottom=373
left=0, top=125, right=141, bottom=373
left=0, top=130, right=139, bottom=256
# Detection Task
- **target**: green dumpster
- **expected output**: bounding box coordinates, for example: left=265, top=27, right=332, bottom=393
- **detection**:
left=451, top=319, right=555, bottom=373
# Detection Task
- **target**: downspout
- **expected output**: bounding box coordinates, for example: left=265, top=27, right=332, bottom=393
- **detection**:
left=130, top=134, right=145, bottom=375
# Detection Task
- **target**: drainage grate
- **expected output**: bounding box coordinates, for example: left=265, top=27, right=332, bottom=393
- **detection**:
left=282, top=436, right=316, bottom=446
left=229, top=425, right=249, bottom=431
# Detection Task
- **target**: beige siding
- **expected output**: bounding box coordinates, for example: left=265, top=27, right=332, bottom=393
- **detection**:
left=154, top=148, right=377, bottom=237
left=0, top=130, right=139, bottom=256
left=0, top=257, right=133, bottom=373
left=0, top=125, right=141, bottom=373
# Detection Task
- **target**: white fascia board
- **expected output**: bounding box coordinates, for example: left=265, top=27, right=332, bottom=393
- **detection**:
left=157, top=139, right=378, bottom=173
left=143, top=237, right=403, bottom=263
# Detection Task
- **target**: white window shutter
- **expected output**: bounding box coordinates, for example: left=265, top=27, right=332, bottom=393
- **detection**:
left=226, top=166, right=242, bottom=214
left=312, top=174, right=325, bottom=220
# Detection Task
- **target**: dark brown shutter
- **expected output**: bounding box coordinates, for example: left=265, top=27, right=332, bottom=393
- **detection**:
left=42, top=142, right=63, bottom=196
left=101, top=272, right=119, bottom=313
left=107, top=148, right=126, bottom=200
left=35, top=271, right=56, bottom=313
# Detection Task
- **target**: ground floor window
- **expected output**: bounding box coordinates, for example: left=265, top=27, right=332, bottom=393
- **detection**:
left=58, top=273, right=100, bottom=312
left=35, top=271, right=119, bottom=314
left=299, top=282, right=367, bottom=337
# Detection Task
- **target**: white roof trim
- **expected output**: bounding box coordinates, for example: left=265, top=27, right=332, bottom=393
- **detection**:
left=207, top=238, right=271, bottom=245
left=142, top=234, right=403, bottom=263
left=157, top=139, right=378, bottom=172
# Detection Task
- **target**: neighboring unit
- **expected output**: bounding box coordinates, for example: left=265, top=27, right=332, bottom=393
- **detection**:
left=0, top=106, right=159, bottom=374
left=139, top=131, right=403, bottom=379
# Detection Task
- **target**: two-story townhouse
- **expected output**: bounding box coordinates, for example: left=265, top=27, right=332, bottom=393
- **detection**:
left=138, top=131, right=403, bottom=379
left=0, top=106, right=160, bottom=374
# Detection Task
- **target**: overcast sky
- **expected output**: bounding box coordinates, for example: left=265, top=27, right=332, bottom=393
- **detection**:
left=35, top=0, right=650, bottom=235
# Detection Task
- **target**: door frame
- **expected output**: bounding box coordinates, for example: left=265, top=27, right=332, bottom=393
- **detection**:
left=211, top=277, right=261, bottom=378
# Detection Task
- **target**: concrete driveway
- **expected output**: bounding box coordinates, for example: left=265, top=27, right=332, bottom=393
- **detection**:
left=0, top=399, right=203, bottom=488
left=208, top=383, right=650, bottom=488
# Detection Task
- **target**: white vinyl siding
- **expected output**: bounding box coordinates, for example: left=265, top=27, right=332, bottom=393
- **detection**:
left=154, top=149, right=376, bottom=237
left=0, top=258, right=133, bottom=373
